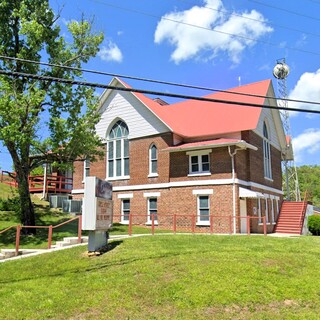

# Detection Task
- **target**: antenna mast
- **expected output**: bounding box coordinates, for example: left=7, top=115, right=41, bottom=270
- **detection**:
left=273, top=59, right=300, bottom=201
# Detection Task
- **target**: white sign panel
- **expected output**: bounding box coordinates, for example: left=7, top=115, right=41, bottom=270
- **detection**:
left=82, top=176, right=113, bottom=231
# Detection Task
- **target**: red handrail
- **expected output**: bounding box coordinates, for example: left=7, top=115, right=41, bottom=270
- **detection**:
left=1, top=216, right=82, bottom=255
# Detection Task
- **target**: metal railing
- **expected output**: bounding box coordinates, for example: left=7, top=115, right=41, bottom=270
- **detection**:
left=114, top=213, right=268, bottom=237
left=0, top=216, right=82, bottom=256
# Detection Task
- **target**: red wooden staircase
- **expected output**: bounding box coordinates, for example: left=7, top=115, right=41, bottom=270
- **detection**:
left=274, top=201, right=307, bottom=235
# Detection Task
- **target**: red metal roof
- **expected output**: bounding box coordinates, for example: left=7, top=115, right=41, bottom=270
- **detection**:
left=117, top=78, right=272, bottom=139
left=164, top=138, right=257, bottom=152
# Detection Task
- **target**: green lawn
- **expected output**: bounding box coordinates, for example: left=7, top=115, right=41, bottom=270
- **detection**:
left=1, top=235, right=320, bottom=319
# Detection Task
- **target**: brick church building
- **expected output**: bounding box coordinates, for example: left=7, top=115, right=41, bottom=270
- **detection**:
left=72, top=77, right=291, bottom=234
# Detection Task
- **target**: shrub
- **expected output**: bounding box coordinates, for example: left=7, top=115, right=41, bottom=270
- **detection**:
left=0, top=196, right=21, bottom=216
left=307, top=215, right=320, bottom=236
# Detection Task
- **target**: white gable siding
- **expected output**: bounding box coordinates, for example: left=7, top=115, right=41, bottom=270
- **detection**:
left=254, top=107, right=281, bottom=150
left=96, top=90, right=170, bottom=140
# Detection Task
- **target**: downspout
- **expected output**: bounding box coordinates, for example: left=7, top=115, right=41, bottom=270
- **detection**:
left=228, top=146, right=241, bottom=234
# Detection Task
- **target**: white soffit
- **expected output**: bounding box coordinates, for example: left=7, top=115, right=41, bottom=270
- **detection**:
left=239, top=187, right=264, bottom=198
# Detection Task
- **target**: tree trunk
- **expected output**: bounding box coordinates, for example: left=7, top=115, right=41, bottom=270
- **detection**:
left=15, top=166, right=36, bottom=235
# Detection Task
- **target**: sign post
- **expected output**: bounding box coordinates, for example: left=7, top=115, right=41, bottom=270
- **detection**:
left=82, top=177, right=113, bottom=252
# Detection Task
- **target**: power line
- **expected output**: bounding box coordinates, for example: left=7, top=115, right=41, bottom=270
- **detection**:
left=0, top=68, right=319, bottom=114
left=1, top=54, right=320, bottom=107
left=248, top=0, right=320, bottom=22
left=176, top=0, right=320, bottom=38
left=87, top=0, right=320, bottom=57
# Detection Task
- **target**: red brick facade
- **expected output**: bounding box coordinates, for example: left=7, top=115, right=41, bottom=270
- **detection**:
left=72, top=130, right=283, bottom=234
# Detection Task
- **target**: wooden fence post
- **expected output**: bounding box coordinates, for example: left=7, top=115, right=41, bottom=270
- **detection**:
left=128, top=213, right=132, bottom=236
left=48, top=225, right=53, bottom=249
left=78, top=215, right=82, bottom=243
left=15, top=225, right=21, bottom=256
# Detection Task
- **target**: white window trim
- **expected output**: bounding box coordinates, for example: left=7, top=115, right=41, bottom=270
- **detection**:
left=146, top=197, right=158, bottom=225
left=149, top=144, right=158, bottom=177
left=196, top=194, right=210, bottom=226
left=263, top=122, right=272, bottom=180
left=187, top=150, right=212, bottom=175
left=82, top=158, right=90, bottom=183
left=144, top=192, right=160, bottom=198
left=193, top=189, right=213, bottom=195
left=107, top=139, right=130, bottom=180
left=121, top=199, right=131, bottom=224
left=117, top=193, right=133, bottom=199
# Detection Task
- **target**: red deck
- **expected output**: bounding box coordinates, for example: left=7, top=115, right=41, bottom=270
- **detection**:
left=1, top=171, right=72, bottom=194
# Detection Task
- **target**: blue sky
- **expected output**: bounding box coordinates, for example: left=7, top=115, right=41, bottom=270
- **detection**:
left=1, top=0, right=320, bottom=170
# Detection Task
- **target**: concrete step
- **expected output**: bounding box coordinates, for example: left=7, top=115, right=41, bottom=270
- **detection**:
left=0, top=249, right=17, bottom=259
left=54, top=236, right=88, bottom=248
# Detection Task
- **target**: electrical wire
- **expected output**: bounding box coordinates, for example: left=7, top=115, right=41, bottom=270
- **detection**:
left=248, top=0, right=320, bottom=21
left=1, top=54, right=320, bottom=107
left=87, top=0, right=320, bottom=57
left=0, top=68, right=319, bottom=114
left=176, top=0, right=320, bottom=38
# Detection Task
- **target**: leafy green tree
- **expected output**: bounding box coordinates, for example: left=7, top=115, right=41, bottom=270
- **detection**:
left=297, top=165, right=320, bottom=207
left=0, top=1, right=104, bottom=231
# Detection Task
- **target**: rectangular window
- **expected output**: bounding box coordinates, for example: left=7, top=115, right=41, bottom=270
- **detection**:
left=83, top=158, right=90, bottom=179
left=189, top=152, right=211, bottom=174
left=148, top=198, right=158, bottom=224
left=121, top=199, right=130, bottom=223
left=108, top=141, right=114, bottom=178
left=198, top=195, right=210, bottom=223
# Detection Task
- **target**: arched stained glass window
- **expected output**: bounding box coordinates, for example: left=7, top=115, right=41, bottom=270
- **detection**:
left=107, top=120, right=129, bottom=178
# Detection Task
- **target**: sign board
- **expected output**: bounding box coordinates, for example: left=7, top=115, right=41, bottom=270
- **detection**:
left=82, top=176, right=113, bottom=231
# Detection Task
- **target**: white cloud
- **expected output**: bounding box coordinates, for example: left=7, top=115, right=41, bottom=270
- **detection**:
left=98, top=40, right=123, bottom=63
left=288, top=69, right=320, bottom=115
left=292, top=128, right=320, bottom=163
left=154, top=0, right=273, bottom=64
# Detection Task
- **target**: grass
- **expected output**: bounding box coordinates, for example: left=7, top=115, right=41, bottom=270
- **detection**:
left=0, top=235, right=320, bottom=319
left=0, top=182, right=161, bottom=249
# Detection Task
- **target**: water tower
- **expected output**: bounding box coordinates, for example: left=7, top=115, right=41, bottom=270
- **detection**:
left=273, top=59, right=300, bottom=201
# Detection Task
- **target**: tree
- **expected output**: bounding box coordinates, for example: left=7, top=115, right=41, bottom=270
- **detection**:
left=0, top=0, right=104, bottom=232
left=297, top=165, right=320, bottom=207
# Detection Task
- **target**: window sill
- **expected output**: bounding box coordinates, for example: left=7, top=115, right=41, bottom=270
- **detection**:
left=107, top=175, right=130, bottom=181
left=196, top=222, right=210, bottom=226
left=120, top=221, right=129, bottom=225
left=148, top=173, right=159, bottom=178
left=264, top=177, right=274, bottom=182
left=188, top=172, right=211, bottom=177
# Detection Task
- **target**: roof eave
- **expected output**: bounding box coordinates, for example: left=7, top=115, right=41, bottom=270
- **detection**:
left=164, top=140, right=257, bottom=153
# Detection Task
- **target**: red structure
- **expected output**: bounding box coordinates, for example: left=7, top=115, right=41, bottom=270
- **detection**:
left=1, top=171, right=72, bottom=195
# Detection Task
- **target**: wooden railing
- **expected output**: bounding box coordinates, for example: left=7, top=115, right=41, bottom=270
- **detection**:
left=0, top=171, right=73, bottom=194
left=0, top=216, right=82, bottom=256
